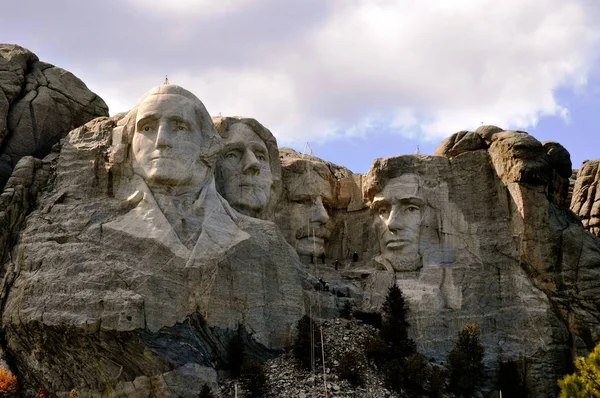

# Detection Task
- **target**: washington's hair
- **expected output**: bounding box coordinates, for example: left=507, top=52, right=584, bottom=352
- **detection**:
left=119, top=85, right=222, bottom=168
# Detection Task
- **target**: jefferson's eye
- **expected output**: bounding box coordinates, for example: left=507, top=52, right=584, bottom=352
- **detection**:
left=256, top=154, right=266, bottom=161
left=226, top=151, right=240, bottom=160
left=406, top=205, right=420, bottom=213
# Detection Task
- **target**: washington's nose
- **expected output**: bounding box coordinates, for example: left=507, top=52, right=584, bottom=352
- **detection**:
left=386, top=207, right=404, bottom=233
left=310, top=196, right=330, bottom=224
left=242, top=150, right=261, bottom=176
left=155, top=123, right=173, bottom=148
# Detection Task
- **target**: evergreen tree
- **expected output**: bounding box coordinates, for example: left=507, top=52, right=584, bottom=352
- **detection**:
left=447, top=323, right=485, bottom=398
left=198, top=384, right=214, bottom=398
left=241, top=361, right=268, bottom=398
left=381, top=284, right=416, bottom=360
left=558, top=343, right=600, bottom=398
left=227, top=324, right=245, bottom=378
left=293, top=315, right=322, bottom=371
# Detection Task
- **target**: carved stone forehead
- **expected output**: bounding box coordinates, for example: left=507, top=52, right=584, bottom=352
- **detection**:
left=377, top=174, right=422, bottom=202
left=282, top=158, right=334, bottom=199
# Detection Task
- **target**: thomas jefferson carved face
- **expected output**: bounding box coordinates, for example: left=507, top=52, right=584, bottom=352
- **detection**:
left=372, top=174, right=424, bottom=271
left=132, top=94, right=209, bottom=190
left=277, top=160, right=334, bottom=259
left=217, top=123, right=273, bottom=217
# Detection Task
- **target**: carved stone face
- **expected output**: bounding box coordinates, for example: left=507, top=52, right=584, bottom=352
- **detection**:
left=372, top=174, right=424, bottom=271
left=217, top=123, right=273, bottom=217
left=279, top=162, right=334, bottom=258
left=132, top=94, right=208, bottom=189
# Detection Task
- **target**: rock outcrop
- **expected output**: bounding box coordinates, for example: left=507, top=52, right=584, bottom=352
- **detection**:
left=0, top=78, right=598, bottom=398
left=0, top=44, right=108, bottom=189
left=571, top=159, right=600, bottom=237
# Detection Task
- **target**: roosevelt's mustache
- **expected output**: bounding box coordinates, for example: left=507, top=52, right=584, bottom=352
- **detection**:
left=296, top=225, right=331, bottom=240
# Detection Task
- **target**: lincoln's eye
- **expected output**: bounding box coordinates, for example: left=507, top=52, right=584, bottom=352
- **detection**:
left=177, top=125, right=187, bottom=131
left=378, top=207, right=388, bottom=216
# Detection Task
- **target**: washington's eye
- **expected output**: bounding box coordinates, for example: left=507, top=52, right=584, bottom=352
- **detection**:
left=143, top=126, right=151, bottom=132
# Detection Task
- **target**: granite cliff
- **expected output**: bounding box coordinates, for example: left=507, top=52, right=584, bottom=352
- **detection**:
left=0, top=46, right=599, bottom=397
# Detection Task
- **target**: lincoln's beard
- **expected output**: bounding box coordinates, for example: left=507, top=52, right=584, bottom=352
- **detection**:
left=381, top=247, right=422, bottom=272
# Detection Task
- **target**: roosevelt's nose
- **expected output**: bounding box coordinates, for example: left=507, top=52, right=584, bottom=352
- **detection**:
left=242, top=150, right=261, bottom=176
left=155, top=122, right=173, bottom=148
left=310, top=196, right=330, bottom=224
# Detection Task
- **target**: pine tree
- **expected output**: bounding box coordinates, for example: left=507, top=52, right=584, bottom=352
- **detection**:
left=241, top=361, right=268, bottom=398
left=447, top=323, right=485, bottom=397
left=293, top=315, right=322, bottom=371
left=227, top=324, right=245, bottom=378
left=198, top=384, right=214, bottom=398
left=381, top=284, right=416, bottom=360
left=558, top=343, right=600, bottom=398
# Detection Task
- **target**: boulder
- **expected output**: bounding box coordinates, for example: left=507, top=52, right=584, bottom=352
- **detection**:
left=571, top=159, right=600, bottom=237
left=0, top=44, right=108, bottom=189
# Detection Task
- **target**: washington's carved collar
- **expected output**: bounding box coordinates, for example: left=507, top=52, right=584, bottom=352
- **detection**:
left=104, top=175, right=250, bottom=265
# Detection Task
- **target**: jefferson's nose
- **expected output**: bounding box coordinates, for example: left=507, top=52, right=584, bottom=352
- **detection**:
left=242, top=150, right=261, bottom=175
left=310, top=196, right=330, bottom=224
left=155, top=122, right=173, bottom=148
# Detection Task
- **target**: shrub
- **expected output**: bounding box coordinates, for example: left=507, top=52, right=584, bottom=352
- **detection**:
left=364, top=334, right=388, bottom=368
left=34, top=387, right=50, bottom=398
left=339, top=301, right=353, bottom=319
left=69, top=389, right=79, bottom=398
left=353, top=311, right=382, bottom=329
left=558, top=342, right=600, bottom=398
left=337, top=351, right=365, bottom=387
left=241, top=361, right=267, bottom=398
left=405, top=353, right=428, bottom=397
left=0, top=368, right=17, bottom=396
left=447, top=323, right=485, bottom=398
left=293, top=315, right=322, bottom=371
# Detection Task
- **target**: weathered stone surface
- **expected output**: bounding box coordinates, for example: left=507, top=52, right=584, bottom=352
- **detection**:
left=1, top=86, right=304, bottom=396
left=0, top=44, right=108, bottom=189
left=213, top=116, right=281, bottom=220
left=571, top=159, right=600, bottom=237
left=433, top=130, right=486, bottom=157
left=0, top=76, right=598, bottom=398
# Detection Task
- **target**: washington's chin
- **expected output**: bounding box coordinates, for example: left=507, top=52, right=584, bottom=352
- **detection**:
left=296, top=236, right=327, bottom=256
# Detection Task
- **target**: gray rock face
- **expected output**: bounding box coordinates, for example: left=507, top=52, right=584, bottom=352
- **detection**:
left=0, top=84, right=599, bottom=398
left=1, top=86, right=304, bottom=396
left=0, top=44, right=108, bottom=189
left=571, top=159, right=600, bottom=237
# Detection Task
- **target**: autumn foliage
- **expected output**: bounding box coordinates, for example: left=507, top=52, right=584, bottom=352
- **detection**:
left=0, top=368, right=17, bottom=396
left=34, top=387, right=50, bottom=398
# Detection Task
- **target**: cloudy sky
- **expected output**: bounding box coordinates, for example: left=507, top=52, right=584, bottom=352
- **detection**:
left=3, top=0, right=600, bottom=173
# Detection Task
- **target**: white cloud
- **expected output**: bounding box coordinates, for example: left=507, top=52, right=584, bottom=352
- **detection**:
left=90, top=0, right=600, bottom=146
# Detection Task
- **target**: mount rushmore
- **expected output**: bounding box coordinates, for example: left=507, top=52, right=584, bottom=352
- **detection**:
left=1, top=44, right=600, bottom=397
